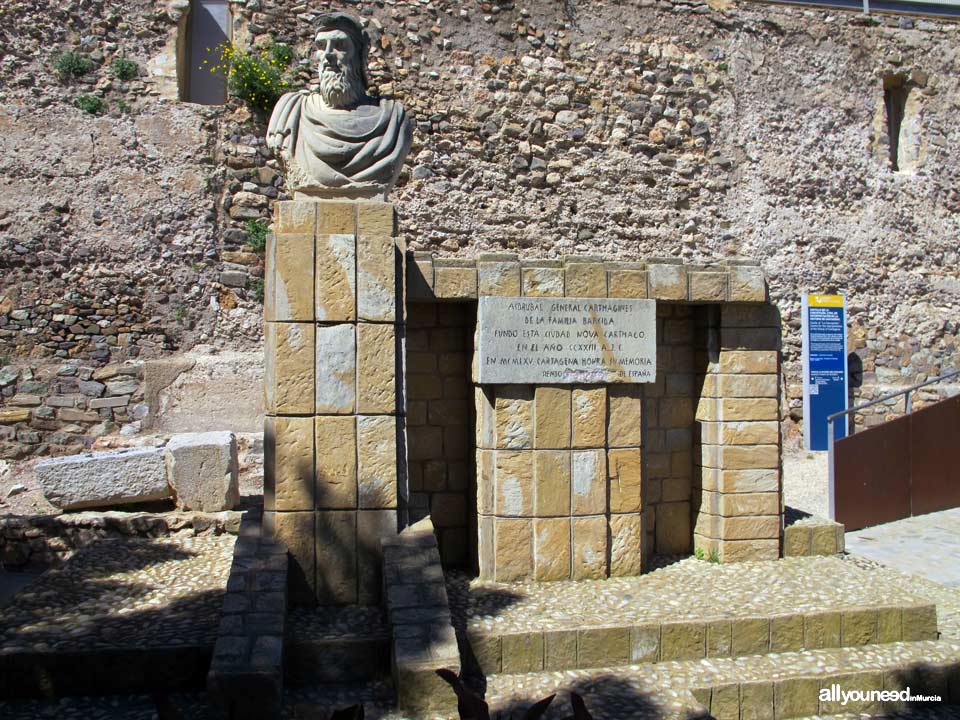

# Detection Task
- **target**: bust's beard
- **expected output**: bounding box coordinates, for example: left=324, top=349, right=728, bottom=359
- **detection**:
left=319, top=63, right=364, bottom=108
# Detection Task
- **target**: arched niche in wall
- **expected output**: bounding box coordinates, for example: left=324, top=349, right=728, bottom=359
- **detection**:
left=180, top=0, right=231, bottom=104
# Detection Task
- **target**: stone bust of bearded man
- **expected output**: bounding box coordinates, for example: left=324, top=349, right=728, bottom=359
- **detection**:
left=266, top=12, right=413, bottom=199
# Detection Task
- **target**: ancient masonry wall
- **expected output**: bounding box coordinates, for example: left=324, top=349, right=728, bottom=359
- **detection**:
left=263, top=201, right=403, bottom=605
left=406, top=253, right=779, bottom=576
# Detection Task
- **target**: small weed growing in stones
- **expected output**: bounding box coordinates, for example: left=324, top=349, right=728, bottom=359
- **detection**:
left=695, top=547, right=705, bottom=560
left=116, top=99, right=133, bottom=115
left=717, top=62, right=729, bottom=72
left=174, top=304, right=187, bottom=322
left=708, top=549, right=720, bottom=563
left=249, top=278, right=265, bottom=303
left=112, top=56, right=138, bottom=81
left=55, top=51, right=93, bottom=81
left=246, top=219, right=268, bottom=253
left=75, top=94, right=105, bottom=115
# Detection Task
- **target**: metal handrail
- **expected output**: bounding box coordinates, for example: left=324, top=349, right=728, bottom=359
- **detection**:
left=827, top=367, right=960, bottom=520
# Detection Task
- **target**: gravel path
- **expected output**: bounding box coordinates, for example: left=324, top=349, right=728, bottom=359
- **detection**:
left=783, top=448, right=830, bottom=519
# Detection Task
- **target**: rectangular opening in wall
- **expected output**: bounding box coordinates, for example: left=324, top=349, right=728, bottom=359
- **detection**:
left=185, top=0, right=230, bottom=104
left=405, top=301, right=477, bottom=570
left=883, top=74, right=909, bottom=172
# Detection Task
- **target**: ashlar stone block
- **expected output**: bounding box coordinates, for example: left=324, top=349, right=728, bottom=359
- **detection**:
left=165, top=431, right=239, bottom=512
left=495, top=450, right=534, bottom=517
left=572, top=516, right=607, bottom=580
left=478, top=260, right=521, bottom=296
left=316, top=200, right=356, bottom=235
left=607, top=269, right=647, bottom=299
left=315, top=416, right=357, bottom=509
left=275, top=200, right=317, bottom=234
left=572, top=387, right=606, bottom=448
left=572, top=449, right=606, bottom=516
left=688, top=271, right=728, bottom=302
left=357, top=232, right=397, bottom=322
left=494, top=517, right=533, bottom=581
left=534, top=450, right=571, bottom=517
left=533, top=386, right=571, bottom=449
left=267, top=232, right=314, bottom=321
left=434, top=264, right=478, bottom=299
left=564, top=262, right=606, bottom=297
left=607, top=386, right=643, bottom=447
left=265, top=416, right=314, bottom=512
left=315, top=324, right=356, bottom=414
left=272, top=510, right=316, bottom=603
left=357, top=323, right=397, bottom=414
left=315, top=233, right=356, bottom=322
left=265, top=322, right=315, bottom=415
left=494, top=386, right=533, bottom=449
left=648, top=264, right=687, bottom=300
left=533, top=517, right=571, bottom=581
left=315, top=510, right=357, bottom=605
left=357, top=415, right=398, bottom=509
left=608, top=448, right=642, bottom=514
left=521, top=265, right=564, bottom=297
left=609, top=513, right=644, bottom=576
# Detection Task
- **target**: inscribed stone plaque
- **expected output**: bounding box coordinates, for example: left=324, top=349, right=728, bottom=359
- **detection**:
left=477, top=297, right=656, bottom=384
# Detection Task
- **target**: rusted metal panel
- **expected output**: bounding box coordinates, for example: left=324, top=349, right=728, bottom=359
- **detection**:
left=834, top=413, right=911, bottom=531
left=910, top=394, right=960, bottom=516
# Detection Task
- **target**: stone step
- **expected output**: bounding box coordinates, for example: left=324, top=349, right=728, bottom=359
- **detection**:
left=481, top=639, right=960, bottom=720
left=285, top=606, right=391, bottom=685
left=450, top=556, right=939, bottom=674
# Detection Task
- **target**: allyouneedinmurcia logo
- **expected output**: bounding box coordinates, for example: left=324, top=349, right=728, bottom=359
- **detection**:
left=819, top=684, right=941, bottom=705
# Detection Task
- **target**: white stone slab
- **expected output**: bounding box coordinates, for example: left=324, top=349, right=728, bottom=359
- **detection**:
left=476, top=296, right=656, bottom=384
left=36, top=447, right=170, bottom=510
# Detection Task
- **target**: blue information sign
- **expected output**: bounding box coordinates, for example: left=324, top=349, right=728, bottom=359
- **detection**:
left=802, top=294, right=848, bottom=451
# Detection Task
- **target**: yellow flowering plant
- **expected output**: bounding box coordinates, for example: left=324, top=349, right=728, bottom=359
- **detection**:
left=204, top=42, right=295, bottom=113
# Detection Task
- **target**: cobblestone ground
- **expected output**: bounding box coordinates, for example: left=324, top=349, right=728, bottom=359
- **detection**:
left=448, top=555, right=930, bottom=634
left=0, top=534, right=235, bottom=653
left=287, top=605, right=389, bottom=642
left=0, top=693, right=216, bottom=719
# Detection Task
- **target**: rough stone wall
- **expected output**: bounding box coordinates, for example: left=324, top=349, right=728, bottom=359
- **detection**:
left=223, top=0, right=960, bottom=441
left=405, top=302, right=474, bottom=568
left=2, top=0, right=959, bottom=451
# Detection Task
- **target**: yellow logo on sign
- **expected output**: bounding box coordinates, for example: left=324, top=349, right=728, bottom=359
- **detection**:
left=809, top=294, right=843, bottom=307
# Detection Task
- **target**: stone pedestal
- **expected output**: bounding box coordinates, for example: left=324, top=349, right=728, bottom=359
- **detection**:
left=264, top=200, right=404, bottom=605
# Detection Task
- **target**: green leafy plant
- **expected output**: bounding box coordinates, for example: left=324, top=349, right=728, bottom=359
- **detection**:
left=75, top=94, right=105, bottom=114
left=245, top=219, right=268, bottom=253
left=54, top=51, right=93, bottom=81
left=116, top=99, right=133, bottom=115
left=249, top=278, right=265, bottom=303
left=206, top=42, right=293, bottom=113
left=695, top=547, right=705, bottom=560
left=112, top=56, right=138, bottom=81
left=174, top=303, right=187, bottom=322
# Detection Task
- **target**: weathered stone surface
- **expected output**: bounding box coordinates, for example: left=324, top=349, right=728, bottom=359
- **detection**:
left=275, top=200, right=316, bottom=234
left=434, top=264, right=478, bottom=299
left=609, top=513, right=644, bottom=576
left=265, top=416, right=314, bottom=511
left=315, top=233, right=356, bottom=322
left=357, top=323, right=397, bottom=413
left=267, top=232, right=314, bottom=322
left=494, top=517, right=533, bottom=581
left=357, top=226, right=397, bottom=322
left=608, top=269, right=647, bottom=299
left=316, top=510, right=357, bottom=604
left=572, top=515, right=607, bottom=580
left=272, top=509, right=316, bottom=602
left=564, top=262, right=606, bottom=297
left=533, top=386, right=571, bottom=449
left=656, top=502, right=691, bottom=555
left=315, top=324, right=356, bottom=414
left=315, top=416, right=357, bottom=509
left=357, top=415, right=398, bottom=509
left=571, top=449, right=606, bottom=515
left=533, top=450, right=570, bottom=517
left=572, top=387, right=606, bottom=448
left=689, top=271, right=728, bottom=302
left=265, top=322, right=315, bottom=415
left=37, top=447, right=170, bottom=510
left=607, top=385, right=643, bottom=447
left=648, top=264, right=686, bottom=300
left=494, top=386, right=533, bottom=449
left=578, top=626, right=629, bottom=667
left=165, top=431, right=239, bottom=512
left=495, top=450, right=534, bottom=517
left=533, top=517, right=571, bottom=581
left=608, top=448, right=642, bottom=514
left=521, top=265, right=564, bottom=297
left=479, top=260, right=521, bottom=296
left=661, top=621, right=706, bottom=660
